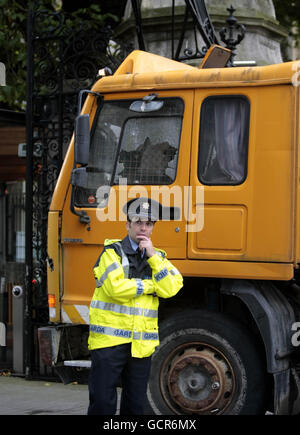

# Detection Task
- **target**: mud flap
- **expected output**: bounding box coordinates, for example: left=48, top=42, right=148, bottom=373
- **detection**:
left=221, top=279, right=299, bottom=415
left=38, top=326, right=61, bottom=366
left=274, top=368, right=300, bottom=415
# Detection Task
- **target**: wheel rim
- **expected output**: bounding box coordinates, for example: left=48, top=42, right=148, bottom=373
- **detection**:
left=160, top=342, right=236, bottom=414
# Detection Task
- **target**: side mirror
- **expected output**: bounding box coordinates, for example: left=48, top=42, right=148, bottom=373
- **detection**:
left=70, top=166, right=90, bottom=224
left=70, top=89, right=101, bottom=226
left=74, top=114, right=90, bottom=165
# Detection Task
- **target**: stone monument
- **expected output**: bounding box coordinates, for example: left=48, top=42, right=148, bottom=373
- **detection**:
left=116, top=0, right=288, bottom=66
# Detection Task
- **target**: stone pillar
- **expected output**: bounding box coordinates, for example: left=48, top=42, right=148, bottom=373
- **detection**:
left=116, top=0, right=288, bottom=66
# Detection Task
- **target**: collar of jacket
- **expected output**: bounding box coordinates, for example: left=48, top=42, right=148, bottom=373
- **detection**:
left=121, top=235, right=138, bottom=255
left=103, top=237, right=137, bottom=255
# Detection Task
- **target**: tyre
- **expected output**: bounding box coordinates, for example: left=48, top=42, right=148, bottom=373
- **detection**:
left=147, top=310, right=267, bottom=415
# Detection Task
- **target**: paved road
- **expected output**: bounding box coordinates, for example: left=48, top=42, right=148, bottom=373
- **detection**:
left=0, top=375, right=89, bottom=415
left=0, top=374, right=154, bottom=416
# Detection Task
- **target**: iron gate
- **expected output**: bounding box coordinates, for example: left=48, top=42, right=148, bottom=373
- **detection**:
left=25, top=9, right=130, bottom=377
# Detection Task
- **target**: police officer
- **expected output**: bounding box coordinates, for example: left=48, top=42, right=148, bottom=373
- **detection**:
left=87, top=197, right=183, bottom=415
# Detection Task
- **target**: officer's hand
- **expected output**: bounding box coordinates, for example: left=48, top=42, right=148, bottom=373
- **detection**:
left=138, top=236, right=155, bottom=258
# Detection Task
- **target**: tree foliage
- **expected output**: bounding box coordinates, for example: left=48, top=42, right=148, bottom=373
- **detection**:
left=0, top=0, right=117, bottom=110
left=273, top=0, right=300, bottom=38
left=0, top=0, right=29, bottom=110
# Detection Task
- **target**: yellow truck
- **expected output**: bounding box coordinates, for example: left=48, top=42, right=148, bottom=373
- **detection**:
left=39, top=49, right=300, bottom=415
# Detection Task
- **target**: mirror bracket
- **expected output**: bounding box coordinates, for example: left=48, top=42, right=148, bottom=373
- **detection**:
left=77, top=90, right=102, bottom=116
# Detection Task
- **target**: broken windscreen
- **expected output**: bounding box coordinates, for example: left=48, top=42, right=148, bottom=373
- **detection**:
left=74, top=97, right=184, bottom=207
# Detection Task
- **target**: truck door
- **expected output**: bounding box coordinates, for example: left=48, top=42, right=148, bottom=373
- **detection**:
left=61, top=91, right=193, bottom=310
left=188, top=88, right=294, bottom=266
left=188, top=91, right=251, bottom=261
left=68, top=91, right=193, bottom=256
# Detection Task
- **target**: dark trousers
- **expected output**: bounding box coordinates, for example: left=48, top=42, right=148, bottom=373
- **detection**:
left=87, top=343, right=152, bottom=415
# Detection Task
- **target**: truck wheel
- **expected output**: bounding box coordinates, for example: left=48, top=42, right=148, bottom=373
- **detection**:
left=147, top=310, right=267, bottom=415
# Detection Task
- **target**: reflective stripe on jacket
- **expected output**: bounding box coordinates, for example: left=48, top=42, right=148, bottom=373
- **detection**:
left=88, top=237, right=183, bottom=358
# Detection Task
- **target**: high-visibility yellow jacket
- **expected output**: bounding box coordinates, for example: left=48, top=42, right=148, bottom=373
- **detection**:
left=88, top=237, right=183, bottom=358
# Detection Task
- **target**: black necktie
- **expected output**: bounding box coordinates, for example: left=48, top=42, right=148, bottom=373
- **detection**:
left=136, top=247, right=144, bottom=259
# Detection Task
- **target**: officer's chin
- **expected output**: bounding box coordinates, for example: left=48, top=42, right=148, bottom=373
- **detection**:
left=136, top=235, right=147, bottom=241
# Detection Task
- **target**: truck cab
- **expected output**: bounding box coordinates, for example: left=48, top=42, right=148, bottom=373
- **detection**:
left=41, top=50, right=300, bottom=415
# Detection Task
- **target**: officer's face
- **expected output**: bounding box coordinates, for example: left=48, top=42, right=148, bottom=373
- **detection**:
left=126, top=218, right=154, bottom=244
